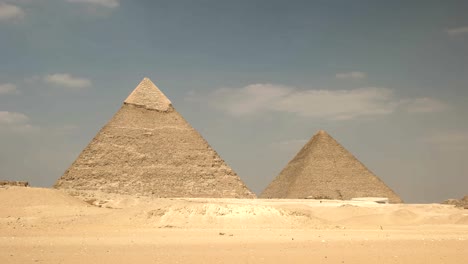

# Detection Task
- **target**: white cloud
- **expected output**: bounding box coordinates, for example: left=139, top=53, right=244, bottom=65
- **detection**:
left=446, top=26, right=468, bottom=36
left=44, top=73, right=92, bottom=89
left=210, top=84, right=294, bottom=116
left=0, top=83, right=18, bottom=94
left=0, top=111, right=37, bottom=132
left=421, top=130, right=468, bottom=151
left=23, top=75, right=43, bottom=85
left=403, top=97, right=447, bottom=113
left=202, top=84, right=447, bottom=120
left=0, top=3, right=25, bottom=21
left=209, top=84, right=398, bottom=120
left=0, top=111, right=28, bottom=124
left=335, top=71, right=367, bottom=80
left=66, top=0, right=120, bottom=8
left=274, top=87, right=397, bottom=120
left=425, top=131, right=468, bottom=144
left=3, top=0, right=36, bottom=4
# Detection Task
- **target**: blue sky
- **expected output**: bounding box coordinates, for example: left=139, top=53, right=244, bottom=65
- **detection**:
left=1, top=0, right=467, bottom=202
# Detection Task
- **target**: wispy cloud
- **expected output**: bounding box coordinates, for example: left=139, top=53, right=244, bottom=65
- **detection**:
left=0, top=83, right=18, bottom=95
left=194, top=84, right=447, bottom=120
left=273, top=87, right=398, bottom=120
left=0, top=111, right=28, bottom=124
left=66, top=0, right=120, bottom=8
left=335, top=71, right=367, bottom=80
left=403, top=97, right=447, bottom=113
left=0, top=111, right=36, bottom=132
left=421, top=130, right=468, bottom=151
left=44, top=73, right=92, bottom=89
left=446, top=26, right=468, bottom=36
left=0, top=2, right=25, bottom=21
left=205, top=84, right=294, bottom=117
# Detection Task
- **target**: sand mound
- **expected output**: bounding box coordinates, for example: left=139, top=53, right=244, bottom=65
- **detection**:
left=1, top=188, right=466, bottom=234
left=0, top=187, right=87, bottom=208
left=456, top=215, right=468, bottom=225
left=94, top=199, right=330, bottom=229
left=336, top=212, right=419, bottom=227
left=0, top=187, right=95, bottom=232
left=308, top=204, right=468, bottom=228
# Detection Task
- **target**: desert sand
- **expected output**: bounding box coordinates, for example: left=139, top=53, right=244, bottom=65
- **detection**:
left=1, top=186, right=467, bottom=264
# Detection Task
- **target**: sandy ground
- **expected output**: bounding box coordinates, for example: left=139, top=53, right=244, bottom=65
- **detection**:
left=1, top=187, right=467, bottom=263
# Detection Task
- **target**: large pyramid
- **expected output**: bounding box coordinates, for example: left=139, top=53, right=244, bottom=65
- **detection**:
left=55, top=78, right=255, bottom=198
left=260, top=130, right=402, bottom=203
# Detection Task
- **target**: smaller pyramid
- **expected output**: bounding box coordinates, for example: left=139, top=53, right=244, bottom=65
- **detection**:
left=260, top=130, right=402, bottom=203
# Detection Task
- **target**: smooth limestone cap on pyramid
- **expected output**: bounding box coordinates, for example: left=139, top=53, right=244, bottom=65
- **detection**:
left=260, top=130, right=402, bottom=203
left=55, top=78, right=255, bottom=198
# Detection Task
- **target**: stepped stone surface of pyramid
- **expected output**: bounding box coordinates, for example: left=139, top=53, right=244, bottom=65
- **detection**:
left=55, top=78, right=255, bottom=198
left=261, top=130, right=402, bottom=203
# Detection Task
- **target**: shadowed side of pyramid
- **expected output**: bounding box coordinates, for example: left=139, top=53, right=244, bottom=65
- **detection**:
left=55, top=78, right=256, bottom=199
left=260, top=130, right=402, bottom=203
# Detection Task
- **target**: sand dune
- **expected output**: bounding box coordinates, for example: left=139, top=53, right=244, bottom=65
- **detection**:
left=1, top=187, right=467, bottom=231
left=0, top=187, right=86, bottom=207
left=1, top=187, right=467, bottom=263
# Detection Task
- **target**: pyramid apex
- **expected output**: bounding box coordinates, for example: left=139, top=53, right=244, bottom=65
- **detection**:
left=316, top=130, right=330, bottom=136
left=124, top=78, right=172, bottom=111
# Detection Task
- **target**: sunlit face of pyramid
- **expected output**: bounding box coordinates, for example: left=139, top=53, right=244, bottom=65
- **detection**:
left=124, top=78, right=172, bottom=111
left=261, top=130, right=402, bottom=203
left=55, top=78, right=255, bottom=199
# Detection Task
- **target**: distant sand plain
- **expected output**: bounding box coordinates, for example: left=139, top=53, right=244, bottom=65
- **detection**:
left=1, top=187, right=467, bottom=264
